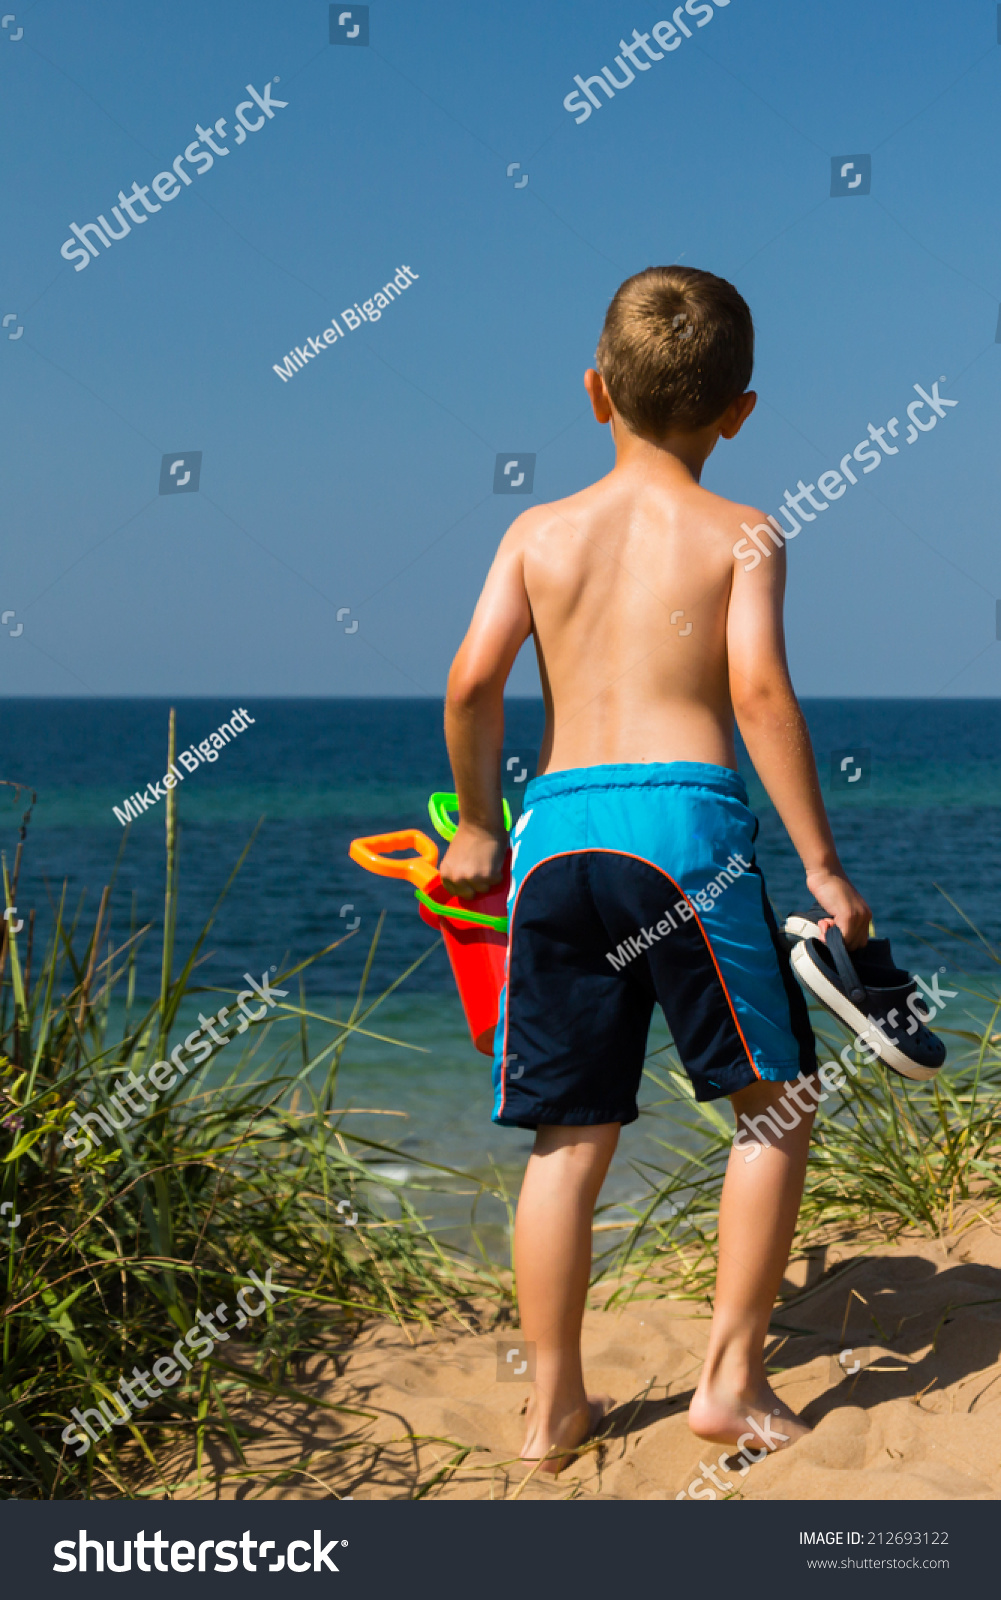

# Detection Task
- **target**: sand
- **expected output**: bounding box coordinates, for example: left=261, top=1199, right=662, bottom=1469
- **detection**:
left=164, top=1214, right=1001, bottom=1501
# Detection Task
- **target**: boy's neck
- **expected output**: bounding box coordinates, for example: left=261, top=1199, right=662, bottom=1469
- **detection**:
left=611, top=419, right=719, bottom=483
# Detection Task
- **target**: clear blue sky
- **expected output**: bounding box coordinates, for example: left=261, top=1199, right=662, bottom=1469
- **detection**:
left=3, top=0, right=1000, bottom=698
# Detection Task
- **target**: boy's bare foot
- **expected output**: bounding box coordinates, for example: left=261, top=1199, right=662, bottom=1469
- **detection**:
left=520, top=1394, right=612, bottom=1475
left=688, top=1382, right=810, bottom=1456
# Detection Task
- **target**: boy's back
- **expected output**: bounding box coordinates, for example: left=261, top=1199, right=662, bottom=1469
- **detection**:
left=517, top=467, right=750, bottom=774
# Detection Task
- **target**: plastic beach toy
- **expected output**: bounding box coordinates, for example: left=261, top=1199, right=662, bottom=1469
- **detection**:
left=349, top=793, right=512, bottom=1056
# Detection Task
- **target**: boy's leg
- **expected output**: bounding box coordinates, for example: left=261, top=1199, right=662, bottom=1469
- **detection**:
left=514, top=1122, right=620, bottom=1467
left=689, top=1078, right=815, bottom=1449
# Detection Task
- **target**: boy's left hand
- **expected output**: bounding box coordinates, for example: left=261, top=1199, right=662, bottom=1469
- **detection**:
left=439, top=823, right=508, bottom=900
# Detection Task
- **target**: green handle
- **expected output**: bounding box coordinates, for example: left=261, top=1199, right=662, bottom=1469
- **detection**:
left=414, top=885, right=508, bottom=933
left=428, top=791, right=512, bottom=842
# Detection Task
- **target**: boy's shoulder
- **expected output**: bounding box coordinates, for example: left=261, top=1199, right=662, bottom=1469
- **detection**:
left=492, top=484, right=599, bottom=555
left=684, top=480, right=774, bottom=544
left=498, top=477, right=773, bottom=562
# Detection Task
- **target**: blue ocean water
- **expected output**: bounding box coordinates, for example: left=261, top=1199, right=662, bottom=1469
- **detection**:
left=1, top=698, right=998, bottom=1230
left=3, top=698, right=997, bottom=985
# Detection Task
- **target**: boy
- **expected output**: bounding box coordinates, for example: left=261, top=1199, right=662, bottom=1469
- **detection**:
left=439, top=266, right=870, bottom=1471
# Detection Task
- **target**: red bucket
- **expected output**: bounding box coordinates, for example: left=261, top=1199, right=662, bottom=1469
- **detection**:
left=347, top=827, right=510, bottom=1056
left=416, top=867, right=510, bottom=1055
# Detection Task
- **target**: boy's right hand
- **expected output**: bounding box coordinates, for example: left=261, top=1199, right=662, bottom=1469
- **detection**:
left=805, top=867, right=871, bottom=950
left=439, top=822, right=508, bottom=901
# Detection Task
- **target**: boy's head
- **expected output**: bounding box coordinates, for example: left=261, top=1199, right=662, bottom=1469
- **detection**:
left=592, top=265, right=754, bottom=442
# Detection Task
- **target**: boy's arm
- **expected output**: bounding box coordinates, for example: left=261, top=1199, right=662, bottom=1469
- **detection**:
left=726, top=521, right=870, bottom=948
left=439, top=522, right=534, bottom=898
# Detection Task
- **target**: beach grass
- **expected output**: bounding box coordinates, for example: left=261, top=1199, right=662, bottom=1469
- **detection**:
left=0, top=712, right=502, bottom=1501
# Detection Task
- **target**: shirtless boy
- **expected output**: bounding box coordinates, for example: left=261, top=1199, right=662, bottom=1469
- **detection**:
left=438, top=266, right=870, bottom=1471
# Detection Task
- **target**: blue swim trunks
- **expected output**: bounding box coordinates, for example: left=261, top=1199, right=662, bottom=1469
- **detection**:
left=492, top=761, right=815, bottom=1128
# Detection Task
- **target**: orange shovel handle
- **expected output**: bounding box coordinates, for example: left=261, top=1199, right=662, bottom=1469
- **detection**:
left=348, top=829, right=440, bottom=891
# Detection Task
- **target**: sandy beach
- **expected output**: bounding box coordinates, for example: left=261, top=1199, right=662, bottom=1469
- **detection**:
left=163, top=1209, right=1001, bottom=1502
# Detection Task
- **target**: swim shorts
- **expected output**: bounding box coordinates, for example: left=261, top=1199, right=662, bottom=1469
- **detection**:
left=492, top=761, right=815, bottom=1128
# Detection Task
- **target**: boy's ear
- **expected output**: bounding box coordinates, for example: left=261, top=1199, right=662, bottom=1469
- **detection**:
left=718, top=391, right=757, bottom=440
left=584, top=368, right=613, bottom=425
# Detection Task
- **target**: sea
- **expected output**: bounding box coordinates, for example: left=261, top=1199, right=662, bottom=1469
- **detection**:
left=2, top=698, right=999, bottom=1246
